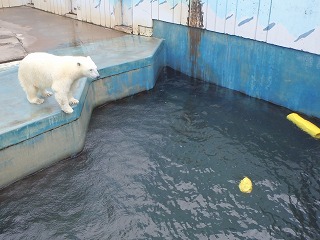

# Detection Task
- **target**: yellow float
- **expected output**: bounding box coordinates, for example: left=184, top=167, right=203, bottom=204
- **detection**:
left=239, top=176, right=252, bottom=193
left=287, top=113, right=320, bottom=139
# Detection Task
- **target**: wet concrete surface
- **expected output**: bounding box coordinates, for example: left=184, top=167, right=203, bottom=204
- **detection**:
left=0, top=6, right=127, bottom=63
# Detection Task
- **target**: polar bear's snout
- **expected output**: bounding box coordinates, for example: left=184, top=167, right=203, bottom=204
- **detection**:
left=91, top=68, right=100, bottom=79
left=84, top=56, right=100, bottom=79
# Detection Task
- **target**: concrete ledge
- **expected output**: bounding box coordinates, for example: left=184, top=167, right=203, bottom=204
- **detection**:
left=0, top=35, right=165, bottom=189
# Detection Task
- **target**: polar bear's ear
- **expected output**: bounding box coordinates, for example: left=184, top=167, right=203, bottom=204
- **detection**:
left=77, top=62, right=81, bottom=66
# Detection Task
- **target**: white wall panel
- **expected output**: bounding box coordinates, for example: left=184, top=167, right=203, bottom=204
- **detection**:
left=267, top=1, right=320, bottom=54
left=105, top=0, right=112, bottom=28
left=151, top=0, right=159, bottom=20
left=53, top=0, right=58, bottom=14
left=297, top=28, right=320, bottom=55
left=62, top=0, right=70, bottom=14
left=53, top=0, right=59, bottom=14
left=109, top=0, right=116, bottom=28
left=255, top=0, right=271, bottom=42
left=9, top=0, right=25, bottom=7
left=133, top=0, right=151, bottom=34
left=91, top=0, right=102, bottom=25
left=33, top=0, right=41, bottom=9
left=85, top=0, right=92, bottom=22
left=203, top=0, right=208, bottom=28
left=77, top=0, right=87, bottom=21
left=215, top=0, right=227, bottom=33
left=159, top=0, right=173, bottom=23
left=206, top=0, right=217, bottom=32
left=172, top=0, right=180, bottom=24
left=235, top=0, right=259, bottom=39
left=61, top=0, right=68, bottom=14
left=41, top=0, right=47, bottom=11
left=295, top=1, right=320, bottom=55
left=76, top=0, right=83, bottom=20
left=57, top=0, right=66, bottom=14
left=266, top=2, right=301, bottom=50
left=2, top=0, right=10, bottom=7
left=114, top=0, right=122, bottom=26
left=100, top=0, right=111, bottom=27
left=77, top=0, right=88, bottom=21
left=41, top=0, right=49, bottom=11
left=224, top=0, right=237, bottom=35
left=47, top=0, right=54, bottom=13
left=180, top=0, right=188, bottom=26
left=202, top=0, right=207, bottom=28
left=123, top=0, right=132, bottom=26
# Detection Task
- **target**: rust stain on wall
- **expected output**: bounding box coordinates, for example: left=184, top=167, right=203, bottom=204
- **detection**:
left=187, top=0, right=204, bottom=77
left=187, top=0, right=204, bottom=28
left=188, top=27, right=202, bottom=78
left=189, top=27, right=202, bottom=60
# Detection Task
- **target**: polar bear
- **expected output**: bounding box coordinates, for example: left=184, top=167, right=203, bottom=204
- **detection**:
left=18, top=52, right=100, bottom=114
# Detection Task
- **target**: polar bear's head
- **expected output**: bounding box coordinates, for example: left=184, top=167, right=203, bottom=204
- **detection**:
left=77, top=56, right=100, bottom=79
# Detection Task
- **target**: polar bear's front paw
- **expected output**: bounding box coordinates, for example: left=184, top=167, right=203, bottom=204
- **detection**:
left=69, top=98, right=79, bottom=105
left=62, top=105, right=74, bottom=114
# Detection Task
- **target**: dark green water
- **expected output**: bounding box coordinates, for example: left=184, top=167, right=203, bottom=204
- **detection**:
left=1, top=68, right=320, bottom=239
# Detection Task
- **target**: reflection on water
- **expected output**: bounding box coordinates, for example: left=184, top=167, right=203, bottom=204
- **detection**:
left=1, top=68, right=319, bottom=239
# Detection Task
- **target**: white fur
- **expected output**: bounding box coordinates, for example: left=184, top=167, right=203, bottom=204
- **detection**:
left=18, top=52, right=100, bottom=114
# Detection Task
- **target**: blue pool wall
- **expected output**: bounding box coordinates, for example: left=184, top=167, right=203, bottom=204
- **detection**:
left=153, top=20, right=320, bottom=118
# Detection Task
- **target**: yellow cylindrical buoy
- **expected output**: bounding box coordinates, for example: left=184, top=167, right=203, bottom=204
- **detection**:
left=239, top=177, right=252, bottom=193
left=287, top=113, right=320, bottom=139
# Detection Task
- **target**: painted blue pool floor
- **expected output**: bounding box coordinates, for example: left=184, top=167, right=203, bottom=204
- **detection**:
left=0, top=35, right=163, bottom=150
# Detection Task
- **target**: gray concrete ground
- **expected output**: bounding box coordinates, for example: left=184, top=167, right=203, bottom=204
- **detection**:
left=0, top=6, right=127, bottom=63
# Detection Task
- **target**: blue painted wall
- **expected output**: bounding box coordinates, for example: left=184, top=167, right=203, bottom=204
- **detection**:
left=153, top=20, right=320, bottom=118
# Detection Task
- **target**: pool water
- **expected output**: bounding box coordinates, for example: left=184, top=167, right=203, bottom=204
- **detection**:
left=1, top=68, right=319, bottom=239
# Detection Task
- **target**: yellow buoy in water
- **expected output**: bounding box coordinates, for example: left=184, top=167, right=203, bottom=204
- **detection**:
left=287, top=113, right=320, bottom=139
left=239, top=177, right=252, bottom=193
